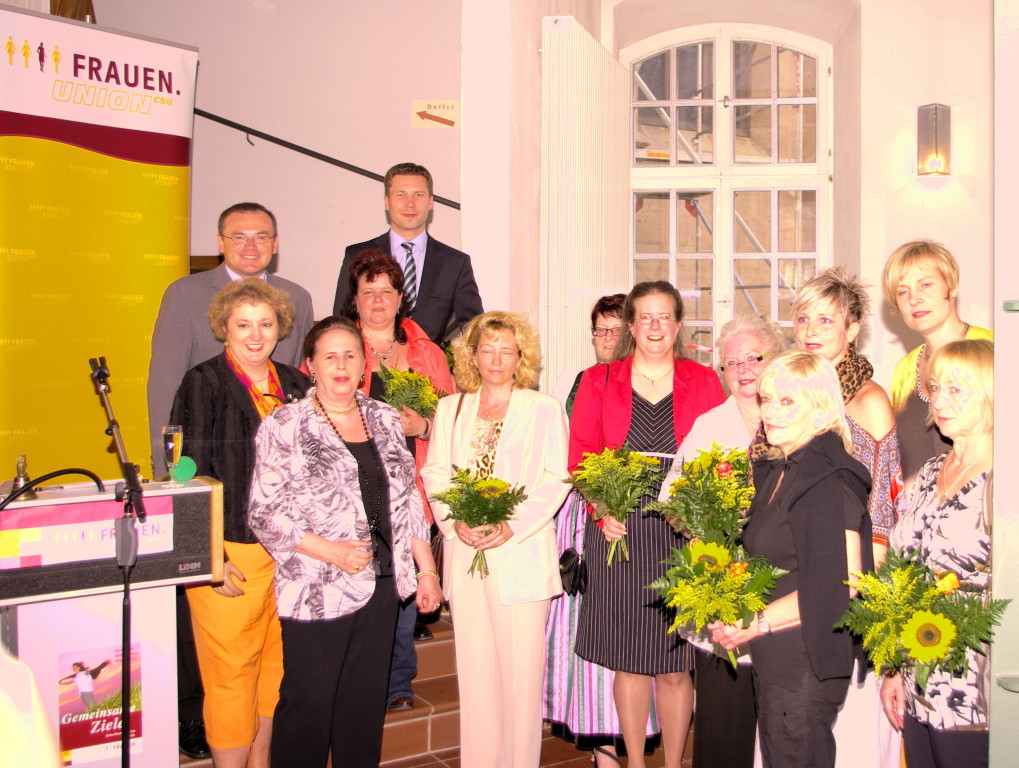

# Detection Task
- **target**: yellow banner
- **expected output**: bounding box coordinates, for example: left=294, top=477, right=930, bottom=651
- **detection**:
left=1, top=7, right=198, bottom=480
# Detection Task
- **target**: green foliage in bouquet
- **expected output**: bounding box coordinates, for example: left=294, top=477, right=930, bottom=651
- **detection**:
left=835, top=547, right=1010, bottom=690
left=651, top=540, right=786, bottom=667
left=379, top=363, right=448, bottom=418
left=647, top=441, right=754, bottom=548
left=431, top=467, right=528, bottom=578
left=569, top=446, right=661, bottom=566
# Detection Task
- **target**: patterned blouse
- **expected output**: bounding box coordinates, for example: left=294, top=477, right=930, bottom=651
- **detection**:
left=467, top=418, right=503, bottom=478
left=847, top=415, right=905, bottom=545
left=889, top=454, right=991, bottom=730
left=248, top=390, right=429, bottom=621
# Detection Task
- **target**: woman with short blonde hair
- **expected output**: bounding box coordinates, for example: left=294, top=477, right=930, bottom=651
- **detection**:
left=710, top=349, right=872, bottom=768
left=882, top=339, right=994, bottom=768
left=790, top=266, right=901, bottom=564
left=881, top=241, right=992, bottom=494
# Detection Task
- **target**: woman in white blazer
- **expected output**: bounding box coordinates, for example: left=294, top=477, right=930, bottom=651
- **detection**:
left=422, top=311, right=569, bottom=768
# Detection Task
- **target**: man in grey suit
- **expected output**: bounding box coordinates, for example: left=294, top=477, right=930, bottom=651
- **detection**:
left=148, top=201, right=314, bottom=476
left=145, top=201, right=313, bottom=760
left=331, top=162, right=483, bottom=344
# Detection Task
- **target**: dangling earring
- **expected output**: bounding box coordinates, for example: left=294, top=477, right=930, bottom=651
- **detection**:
left=309, top=372, right=316, bottom=384
left=359, top=373, right=365, bottom=386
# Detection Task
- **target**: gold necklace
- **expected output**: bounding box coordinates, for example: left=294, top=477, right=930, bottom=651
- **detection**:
left=480, top=397, right=510, bottom=420
left=314, top=393, right=358, bottom=417
left=632, top=362, right=672, bottom=388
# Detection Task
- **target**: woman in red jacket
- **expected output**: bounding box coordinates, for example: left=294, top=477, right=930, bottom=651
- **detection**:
left=569, top=281, right=724, bottom=768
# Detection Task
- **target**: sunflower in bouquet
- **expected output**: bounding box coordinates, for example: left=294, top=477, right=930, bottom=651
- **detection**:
left=568, top=445, right=661, bottom=566
left=647, top=440, right=754, bottom=548
left=651, top=540, right=785, bottom=667
left=431, top=467, right=528, bottom=578
left=836, top=547, right=1010, bottom=689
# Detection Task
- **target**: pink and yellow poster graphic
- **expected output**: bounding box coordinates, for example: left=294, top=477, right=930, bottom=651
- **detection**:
left=57, top=643, right=142, bottom=765
left=0, top=494, right=174, bottom=570
left=0, top=7, right=198, bottom=479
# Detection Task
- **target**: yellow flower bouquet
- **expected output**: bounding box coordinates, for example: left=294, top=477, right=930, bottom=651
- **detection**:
left=568, top=446, right=662, bottom=567
left=651, top=539, right=786, bottom=667
left=431, top=467, right=528, bottom=578
left=647, top=441, right=755, bottom=548
left=378, top=363, right=448, bottom=418
left=835, top=548, right=1010, bottom=689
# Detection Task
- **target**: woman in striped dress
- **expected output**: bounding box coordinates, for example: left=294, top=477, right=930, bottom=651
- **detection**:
left=545, top=293, right=661, bottom=766
left=569, top=282, right=724, bottom=768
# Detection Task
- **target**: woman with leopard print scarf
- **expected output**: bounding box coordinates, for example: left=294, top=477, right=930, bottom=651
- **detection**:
left=787, top=266, right=905, bottom=768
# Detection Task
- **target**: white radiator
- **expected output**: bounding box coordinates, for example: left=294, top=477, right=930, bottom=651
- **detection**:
left=539, top=15, right=628, bottom=394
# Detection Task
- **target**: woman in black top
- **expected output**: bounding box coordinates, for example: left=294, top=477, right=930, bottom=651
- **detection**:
left=171, top=279, right=309, bottom=767
left=709, top=350, right=872, bottom=768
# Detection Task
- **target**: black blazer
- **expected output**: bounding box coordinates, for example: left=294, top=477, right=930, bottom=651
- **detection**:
left=170, top=353, right=310, bottom=543
left=332, top=232, right=484, bottom=343
left=748, top=430, right=873, bottom=682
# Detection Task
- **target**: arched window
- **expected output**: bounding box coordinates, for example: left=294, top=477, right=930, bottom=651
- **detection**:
left=625, top=26, right=832, bottom=364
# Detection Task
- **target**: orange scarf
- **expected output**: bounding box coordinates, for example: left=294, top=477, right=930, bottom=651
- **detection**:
left=225, top=347, right=285, bottom=420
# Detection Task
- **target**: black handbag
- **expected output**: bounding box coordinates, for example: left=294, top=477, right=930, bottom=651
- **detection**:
left=559, top=548, right=587, bottom=596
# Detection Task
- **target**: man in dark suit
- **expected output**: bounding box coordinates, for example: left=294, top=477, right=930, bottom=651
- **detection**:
left=332, top=162, right=483, bottom=343
left=145, top=201, right=313, bottom=760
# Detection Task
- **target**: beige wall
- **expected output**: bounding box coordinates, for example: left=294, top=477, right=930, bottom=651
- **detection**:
left=94, top=0, right=994, bottom=389
left=858, top=0, right=993, bottom=383
left=93, top=0, right=464, bottom=320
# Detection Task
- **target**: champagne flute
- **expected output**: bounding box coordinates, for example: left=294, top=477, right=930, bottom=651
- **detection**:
left=162, top=425, right=183, bottom=487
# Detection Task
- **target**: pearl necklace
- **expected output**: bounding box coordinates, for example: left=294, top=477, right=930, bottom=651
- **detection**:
left=315, top=395, right=384, bottom=576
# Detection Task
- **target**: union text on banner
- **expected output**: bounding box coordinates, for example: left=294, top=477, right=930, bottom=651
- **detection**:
left=0, top=7, right=199, bottom=480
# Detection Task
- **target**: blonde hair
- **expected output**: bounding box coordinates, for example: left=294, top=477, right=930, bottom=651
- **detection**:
left=791, top=266, right=870, bottom=329
left=715, top=313, right=786, bottom=366
left=927, top=338, right=994, bottom=436
left=208, top=278, right=295, bottom=342
left=453, top=311, right=542, bottom=392
left=882, top=240, right=960, bottom=307
left=757, top=350, right=851, bottom=457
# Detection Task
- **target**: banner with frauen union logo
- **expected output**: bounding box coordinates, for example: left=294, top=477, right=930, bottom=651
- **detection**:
left=0, top=6, right=198, bottom=481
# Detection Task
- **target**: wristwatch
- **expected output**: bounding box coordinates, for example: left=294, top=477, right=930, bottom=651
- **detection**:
left=756, top=611, right=772, bottom=635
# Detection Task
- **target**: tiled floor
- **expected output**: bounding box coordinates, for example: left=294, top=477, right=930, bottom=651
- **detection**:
left=182, top=727, right=682, bottom=767
left=379, top=729, right=678, bottom=767
left=179, top=611, right=690, bottom=767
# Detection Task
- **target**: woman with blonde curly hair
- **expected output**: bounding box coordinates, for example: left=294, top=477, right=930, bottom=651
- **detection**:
left=422, top=310, right=571, bottom=768
left=171, top=278, right=309, bottom=768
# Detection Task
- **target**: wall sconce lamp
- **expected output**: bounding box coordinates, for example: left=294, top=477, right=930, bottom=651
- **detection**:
left=918, top=103, right=950, bottom=175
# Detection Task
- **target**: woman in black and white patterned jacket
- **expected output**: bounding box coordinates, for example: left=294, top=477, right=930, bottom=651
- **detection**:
left=248, top=315, right=440, bottom=768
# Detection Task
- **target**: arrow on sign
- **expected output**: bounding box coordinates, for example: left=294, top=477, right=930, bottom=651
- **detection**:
left=416, top=110, right=455, bottom=127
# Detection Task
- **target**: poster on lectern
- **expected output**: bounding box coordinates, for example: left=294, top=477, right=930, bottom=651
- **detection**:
left=0, top=6, right=198, bottom=480
left=57, top=643, right=142, bottom=765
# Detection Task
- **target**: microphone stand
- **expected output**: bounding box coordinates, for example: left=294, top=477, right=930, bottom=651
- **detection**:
left=88, top=357, right=146, bottom=768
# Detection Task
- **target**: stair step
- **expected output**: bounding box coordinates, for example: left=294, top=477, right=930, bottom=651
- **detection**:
left=381, top=673, right=460, bottom=762
left=415, top=635, right=456, bottom=681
